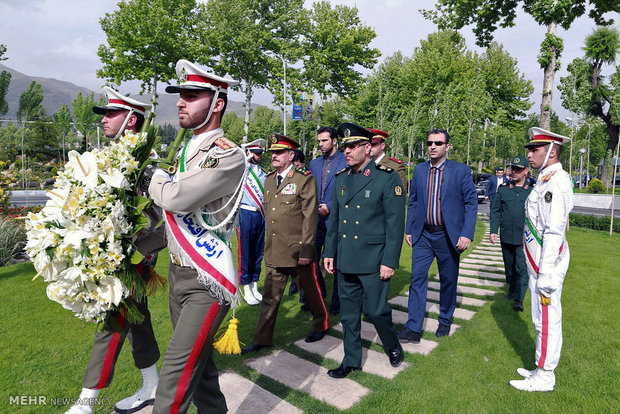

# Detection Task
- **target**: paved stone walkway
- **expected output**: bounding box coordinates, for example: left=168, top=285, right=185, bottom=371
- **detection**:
left=127, top=218, right=506, bottom=413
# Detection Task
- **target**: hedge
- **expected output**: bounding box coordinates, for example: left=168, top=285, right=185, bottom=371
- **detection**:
left=569, top=213, right=620, bottom=233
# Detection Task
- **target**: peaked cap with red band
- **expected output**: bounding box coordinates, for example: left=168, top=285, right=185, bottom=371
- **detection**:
left=92, top=86, right=151, bottom=116
left=242, top=138, right=266, bottom=153
left=267, top=133, right=299, bottom=151
left=525, top=127, right=570, bottom=148
left=165, top=59, right=239, bottom=94
left=368, top=128, right=389, bottom=144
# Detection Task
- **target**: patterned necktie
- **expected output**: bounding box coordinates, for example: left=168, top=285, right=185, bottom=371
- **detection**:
left=277, top=175, right=283, bottom=188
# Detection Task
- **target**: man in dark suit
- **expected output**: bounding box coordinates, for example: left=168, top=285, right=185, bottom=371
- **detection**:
left=309, top=126, right=348, bottom=314
left=324, top=122, right=405, bottom=378
left=485, top=167, right=509, bottom=205
left=399, top=128, right=477, bottom=342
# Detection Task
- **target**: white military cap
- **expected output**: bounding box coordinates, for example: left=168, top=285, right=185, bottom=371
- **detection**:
left=165, top=59, right=239, bottom=94
left=242, top=138, right=266, bottom=153
left=525, top=127, right=570, bottom=148
left=92, top=86, right=151, bottom=116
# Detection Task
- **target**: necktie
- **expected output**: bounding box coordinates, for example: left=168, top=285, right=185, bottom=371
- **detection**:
left=277, top=175, right=283, bottom=188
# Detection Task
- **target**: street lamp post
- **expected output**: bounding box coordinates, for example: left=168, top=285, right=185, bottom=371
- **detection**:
left=582, top=120, right=591, bottom=182
left=566, top=116, right=575, bottom=174
left=578, top=147, right=586, bottom=189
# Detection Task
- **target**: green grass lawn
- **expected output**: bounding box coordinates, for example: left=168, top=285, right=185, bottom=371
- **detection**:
left=1, top=220, right=619, bottom=413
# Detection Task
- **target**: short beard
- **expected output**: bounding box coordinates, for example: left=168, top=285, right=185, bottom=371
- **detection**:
left=179, top=106, right=210, bottom=129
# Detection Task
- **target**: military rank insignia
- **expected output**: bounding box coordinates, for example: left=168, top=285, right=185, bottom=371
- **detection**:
left=339, top=186, right=344, bottom=197
left=202, top=157, right=219, bottom=168
left=365, top=190, right=371, bottom=198
left=544, top=191, right=552, bottom=203
left=395, top=185, right=403, bottom=196
left=364, top=169, right=370, bottom=176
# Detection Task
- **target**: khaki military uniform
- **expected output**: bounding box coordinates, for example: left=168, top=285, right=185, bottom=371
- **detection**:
left=377, top=153, right=408, bottom=193
left=149, top=128, right=245, bottom=414
left=252, top=167, right=329, bottom=345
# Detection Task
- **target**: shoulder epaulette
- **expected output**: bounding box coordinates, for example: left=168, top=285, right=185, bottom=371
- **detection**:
left=213, top=137, right=237, bottom=150
left=376, top=164, right=394, bottom=173
left=541, top=170, right=557, bottom=182
left=500, top=182, right=509, bottom=187
left=389, top=157, right=403, bottom=164
left=335, top=167, right=349, bottom=176
left=294, top=168, right=312, bottom=176
left=266, top=170, right=277, bottom=177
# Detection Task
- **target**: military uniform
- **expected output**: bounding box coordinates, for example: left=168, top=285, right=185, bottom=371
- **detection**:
left=490, top=172, right=533, bottom=306
left=510, top=127, right=573, bottom=392
left=148, top=60, right=245, bottom=414
left=251, top=136, right=329, bottom=345
left=377, top=153, right=408, bottom=191
left=324, top=124, right=405, bottom=371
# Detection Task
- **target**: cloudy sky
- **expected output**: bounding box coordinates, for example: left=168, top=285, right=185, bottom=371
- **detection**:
left=0, top=0, right=617, bottom=120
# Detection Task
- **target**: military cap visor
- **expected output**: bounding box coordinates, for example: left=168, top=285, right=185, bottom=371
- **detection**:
left=510, top=156, right=528, bottom=168
left=92, top=86, right=150, bottom=116
left=525, top=127, right=570, bottom=148
left=338, top=122, right=373, bottom=146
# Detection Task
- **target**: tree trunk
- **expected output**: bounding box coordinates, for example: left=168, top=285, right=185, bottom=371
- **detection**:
left=539, top=20, right=558, bottom=130
left=151, top=74, right=158, bottom=115
left=242, top=83, right=253, bottom=143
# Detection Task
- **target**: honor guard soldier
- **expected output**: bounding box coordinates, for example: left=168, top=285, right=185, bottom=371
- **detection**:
left=323, top=122, right=405, bottom=378
left=242, top=134, right=329, bottom=354
left=66, top=88, right=161, bottom=414
left=148, top=60, right=247, bottom=413
left=368, top=128, right=408, bottom=192
left=510, top=127, right=573, bottom=392
left=238, top=139, right=267, bottom=305
left=489, top=155, right=533, bottom=312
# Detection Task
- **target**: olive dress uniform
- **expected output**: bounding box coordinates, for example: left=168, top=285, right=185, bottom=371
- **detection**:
left=490, top=181, right=533, bottom=305
left=377, top=154, right=408, bottom=192
left=324, top=159, right=405, bottom=368
left=251, top=164, right=329, bottom=346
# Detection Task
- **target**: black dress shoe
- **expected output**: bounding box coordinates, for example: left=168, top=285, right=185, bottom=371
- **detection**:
left=305, top=330, right=326, bottom=343
left=513, top=301, right=524, bottom=312
left=388, top=343, right=404, bottom=367
left=327, top=364, right=360, bottom=379
left=397, top=327, right=421, bottom=343
left=435, top=323, right=451, bottom=338
left=241, top=343, right=270, bottom=355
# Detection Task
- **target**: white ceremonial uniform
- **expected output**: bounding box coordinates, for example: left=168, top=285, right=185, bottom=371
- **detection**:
left=523, top=162, right=573, bottom=370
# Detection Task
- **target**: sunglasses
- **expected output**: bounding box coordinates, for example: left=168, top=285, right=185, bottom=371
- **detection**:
left=427, top=140, right=447, bottom=147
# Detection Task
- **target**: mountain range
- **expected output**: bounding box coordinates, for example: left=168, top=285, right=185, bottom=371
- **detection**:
left=0, top=63, right=258, bottom=126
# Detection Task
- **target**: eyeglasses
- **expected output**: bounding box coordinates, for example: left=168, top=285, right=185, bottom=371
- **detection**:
left=427, top=140, right=447, bottom=147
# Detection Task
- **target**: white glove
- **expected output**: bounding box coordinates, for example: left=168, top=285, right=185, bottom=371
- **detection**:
left=536, top=273, right=556, bottom=298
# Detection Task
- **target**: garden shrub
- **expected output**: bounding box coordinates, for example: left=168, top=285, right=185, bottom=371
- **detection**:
left=570, top=213, right=620, bottom=233
left=587, top=178, right=605, bottom=194
left=0, top=219, right=25, bottom=266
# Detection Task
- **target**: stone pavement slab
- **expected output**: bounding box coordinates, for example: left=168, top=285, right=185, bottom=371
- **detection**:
left=332, top=321, right=438, bottom=355
left=428, top=281, right=497, bottom=297
left=219, top=371, right=303, bottom=414
left=459, top=268, right=506, bottom=280
left=246, top=350, right=370, bottom=410
left=390, top=309, right=460, bottom=335
left=468, top=253, right=504, bottom=261
left=460, top=262, right=505, bottom=274
left=294, top=335, right=408, bottom=379
left=425, top=289, right=487, bottom=307
left=477, top=242, right=502, bottom=250
left=388, top=296, right=475, bottom=320
left=435, top=274, right=505, bottom=288
left=462, top=257, right=504, bottom=266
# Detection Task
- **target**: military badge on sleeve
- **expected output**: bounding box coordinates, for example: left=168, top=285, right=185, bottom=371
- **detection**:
left=202, top=157, right=219, bottom=169
left=395, top=185, right=403, bottom=196
left=544, top=191, right=552, bottom=203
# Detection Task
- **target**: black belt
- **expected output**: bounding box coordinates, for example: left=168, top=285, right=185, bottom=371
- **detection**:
left=424, top=224, right=445, bottom=233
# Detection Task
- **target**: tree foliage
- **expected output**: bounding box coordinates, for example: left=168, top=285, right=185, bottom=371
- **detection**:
left=97, top=0, right=206, bottom=102
left=72, top=92, right=104, bottom=151
left=17, top=81, right=44, bottom=123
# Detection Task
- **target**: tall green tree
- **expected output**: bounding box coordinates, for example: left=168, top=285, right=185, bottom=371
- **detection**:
left=17, top=81, right=44, bottom=123
left=204, top=0, right=307, bottom=142
left=98, top=0, right=207, bottom=111
left=0, top=45, right=10, bottom=117
left=72, top=92, right=103, bottom=151
left=422, top=0, right=619, bottom=130
left=559, top=27, right=620, bottom=183
left=303, top=1, right=380, bottom=126
left=53, top=103, right=72, bottom=162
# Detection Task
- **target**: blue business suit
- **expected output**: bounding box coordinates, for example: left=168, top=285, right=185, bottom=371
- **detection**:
left=405, top=159, right=477, bottom=332
left=485, top=174, right=509, bottom=205
left=309, top=151, right=348, bottom=308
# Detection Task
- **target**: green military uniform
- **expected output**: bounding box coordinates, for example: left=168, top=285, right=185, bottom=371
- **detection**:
left=251, top=135, right=329, bottom=346
left=324, top=158, right=405, bottom=368
left=490, top=159, right=533, bottom=305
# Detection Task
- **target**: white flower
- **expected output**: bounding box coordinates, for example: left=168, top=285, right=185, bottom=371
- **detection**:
left=97, top=276, right=127, bottom=307
left=67, top=151, right=99, bottom=188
